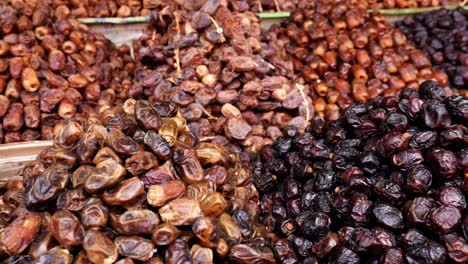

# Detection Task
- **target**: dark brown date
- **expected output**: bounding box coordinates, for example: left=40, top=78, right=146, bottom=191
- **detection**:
left=106, top=129, right=142, bottom=156
left=115, top=236, right=154, bottom=261
left=24, top=166, right=69, bottom=208
left=102, top=177, right=145, bottom=206
left=51, top=209, right=85, bottom=248
left=144, top=130, right=172, bottom=160
left=81, top=198, right=109, bottom=229
left=84, top=159, right=126, bottom=193
left=135, top=100, right=162, bottom=130
left=125, top=151, right=158, bottom=176
left=173, top=141, right=204, bottom=184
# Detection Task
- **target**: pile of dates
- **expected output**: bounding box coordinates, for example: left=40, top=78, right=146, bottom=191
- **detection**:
left=368, top=0, right=448, bottom=9
left=265, top=0, right=453, bottom=120
left=253, top=80, right=468, bottom=263
left=49, top=0, right=300, bottom=19
left=50, top=0, right=158, bottom=18
left=395, top=7, right=468, bottom=90
left=0, top=99, right=264, bottom=263
left=47, top=0, right=455, bottom=18
left=0, top=1, right=134, bottom=143
left=132, top=1, right=314, bottom=154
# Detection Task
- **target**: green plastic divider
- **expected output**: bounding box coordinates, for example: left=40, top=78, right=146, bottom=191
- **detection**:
left=256, top=12, right=291, bottom=19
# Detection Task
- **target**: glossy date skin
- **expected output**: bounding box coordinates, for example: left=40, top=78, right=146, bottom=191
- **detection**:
left=253, top=82, right=467, bottom=263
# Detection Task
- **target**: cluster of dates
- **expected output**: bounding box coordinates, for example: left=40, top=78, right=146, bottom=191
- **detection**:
left=368, top=0, right=449, bottom=9
left=46, top=0, right=300, bottom=19
left=0, top=99, right=263, bottom=263
left=49, top=0, right=159, bottom=18
left=0, top=1, right=134, bottom=143
left=395, top=7, right=468, bottom=90
left=44, top=0, right=461, bottom=19
left=132, top=1, right=314, bottom=154
left=253, top=80, right=468, bottom=263
left=266, top=0, right=454, bottom=121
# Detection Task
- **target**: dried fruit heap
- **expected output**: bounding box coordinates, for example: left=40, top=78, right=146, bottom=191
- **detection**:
left=0, top=1, right=134, bottom=143
left=253, top=81, right=468, bottom=263
left=54, top=0, right=299, bottom=18
left=0, top=99, right=261, bottom=263
left=132, top=1, right=315, bottom=154
left=369, top=0, right=449, bottom=9
left=266, top=1, right=455, bottom=121
left=395, top=7, right=468, bottom=90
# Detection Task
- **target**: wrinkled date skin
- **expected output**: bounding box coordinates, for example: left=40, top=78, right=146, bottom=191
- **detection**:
left=76, top=132, right=105, bottom=164
left=110, top=209, right=160, bottom=235
left=165, top=239, right=192, bottom=264
left=159, top=198, right=202, bottom=226
left=173, top=141, right=204, bottom=184
left=56, top=188, right=87, bottom=211
left=229, top=244, right=276, bottom=264
left=0, top=213, right=41, bottom=255
left=81, top=198, right=109, bottom=229
left=125, top=151, right=158, bottom=176
left=102, top=177, right=145, bottom=206
left=115, top=236, right=155, bottom=261
left=106, top=129, right=143, bottom=157
left=152, top=223, right=181, bottom=246
left=32, top=246, right=73, bottom=264
left=84, top=159, right=126, bottom=193
left=147, top=180, right=186, bottom=207
left=83, top=229, right=118, bottom=264
left=144, top=130, right=172, bottom=160
left=51, top=209, right=85, bottom=248
left=25, top=165, right=70, bottom=208
left=135, top=100, right=162, bottom=130
left=38, top=147, right=78, bottom=169
left=54, top=122, right=83, bottom=149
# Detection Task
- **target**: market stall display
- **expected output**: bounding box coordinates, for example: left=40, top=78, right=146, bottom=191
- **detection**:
left=0, top=0, right=466, bottom=263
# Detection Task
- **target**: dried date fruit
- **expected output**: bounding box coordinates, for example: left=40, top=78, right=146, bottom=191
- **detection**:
left=115, top=236, right=154, bottom=261
left=159, top=198, right=202, bottom=226
left=147, top=180, right=186, bottom=207
left=83, top=229, right=118, bottom=264
left=84, top=159, right=126, bottom=193
left=110, top=209, right=160, bottom=235
left=0, top=213, right=41, bottom=255
left=125, top=151, right=158, bottom=176
left=56, top=188, right=87, bottom=211
left=253, top=84, right=467, bottom=263
left=51, top=209, right=85, bottom=248
left=135, top=100, right=162, bottom=130
left=25, top=165, right=70, bottom=208
left=102, top=177, right=145, bottom=206
left=32, top=246, right=73, bottom=264
left=81, top=198, right=109, bottom=229
left=173, top=141, right=204, bottom=184
left=144, top=131, right=172, bottom=160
